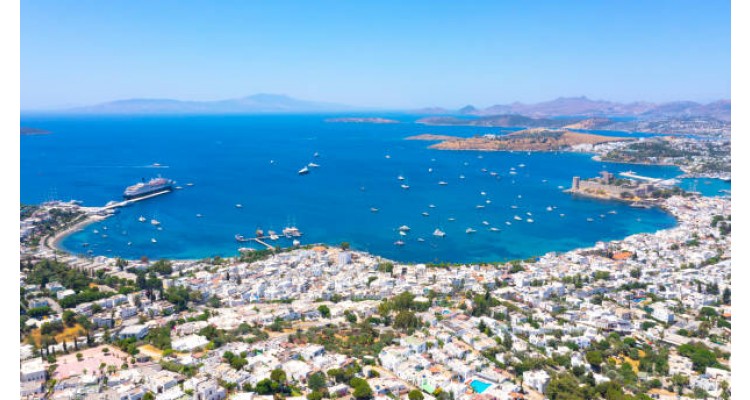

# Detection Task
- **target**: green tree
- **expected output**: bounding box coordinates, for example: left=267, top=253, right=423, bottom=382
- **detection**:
left=308, top=372, right=327, bottom=392
left=586, top=350, right=603, bottom=371
left=271, top=369, right=287, bottom=385
left=393, top=311, right=420, bottom=331
left=318, top=304, right=331, bottom=318
left=350, top=378, right=372, bottom=400
left=408, top=390, right=424, bottom=400
left=546, top=373, right=585, bottom=400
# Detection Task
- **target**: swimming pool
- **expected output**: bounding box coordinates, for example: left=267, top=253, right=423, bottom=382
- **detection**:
left=470, top=379, right=492, bottom=394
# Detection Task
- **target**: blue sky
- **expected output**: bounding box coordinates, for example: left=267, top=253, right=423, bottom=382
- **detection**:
left=21, top=1, right=730, bottom=110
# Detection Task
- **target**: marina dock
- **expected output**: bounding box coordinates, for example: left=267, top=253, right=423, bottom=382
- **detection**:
left=619, top=171, right=680, bottom=186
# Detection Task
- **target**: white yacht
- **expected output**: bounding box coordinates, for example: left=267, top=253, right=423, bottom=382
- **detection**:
left=514, top=215, right=522, bottom=221
left=398, top=175, right=405, bottom=181
left=151, top=238, right=157, bottom=243
left=433, top=229, right=446, bottom=237
left=399, top=225, right=411, bottom=232
left=466, top=228, right=477, bottom=234
left=526, top=218, right=534, bottom=223
left=298, top=166, right=310, bottom=175
left=490, top=227, right=501, bottom=232
left=150, top=219, right=160, bottom=226
left=138, top=216, right=146, bottom=222
left=401, top=184, right=410, bottom=190
left=438, top=181, right=448, bottom=185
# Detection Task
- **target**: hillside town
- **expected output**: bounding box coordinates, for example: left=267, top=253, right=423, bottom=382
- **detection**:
left=19, top=191, right=731, bottom=400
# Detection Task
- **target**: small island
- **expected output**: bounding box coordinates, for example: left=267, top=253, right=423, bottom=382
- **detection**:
left=20, top=127, right=52, bottom=135
left=407, top=128, right=633, bottom=152
left=325, top=117, right=400, bottom=124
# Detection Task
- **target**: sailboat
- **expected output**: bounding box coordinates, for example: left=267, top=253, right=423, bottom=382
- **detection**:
left=138, top=216, right=146, bottom=222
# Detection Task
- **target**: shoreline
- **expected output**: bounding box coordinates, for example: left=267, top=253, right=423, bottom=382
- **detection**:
left=41, top=200, right=685, bottom=267
left=44, top=213, right=111, bottom=253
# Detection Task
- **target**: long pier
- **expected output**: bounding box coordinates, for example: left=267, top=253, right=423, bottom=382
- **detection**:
left=101, top=190, right=172, bottom=210
left=253, top=238, right=275, bottom=250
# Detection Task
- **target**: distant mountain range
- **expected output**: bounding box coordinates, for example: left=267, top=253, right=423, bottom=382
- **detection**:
left=61, top=94, right=350, bottom=114
left=416, top=96, right=731, bottom=121
left=33, top=94, right=729, bottom=122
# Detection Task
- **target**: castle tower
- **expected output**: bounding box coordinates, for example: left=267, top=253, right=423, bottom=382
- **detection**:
left=572, top=176, right=580, bottom=191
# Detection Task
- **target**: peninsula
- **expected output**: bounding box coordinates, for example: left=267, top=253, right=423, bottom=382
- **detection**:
left=407, top=129, right=633, bottom=152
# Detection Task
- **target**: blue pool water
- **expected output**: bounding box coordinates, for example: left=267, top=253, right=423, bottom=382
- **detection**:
left=470, top=379, right=492, bottom=393
left=20, top=113, right=718, bottom=263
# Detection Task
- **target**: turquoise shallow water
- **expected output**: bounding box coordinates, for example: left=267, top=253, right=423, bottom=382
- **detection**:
left=20, top=113, right=719, bottom=263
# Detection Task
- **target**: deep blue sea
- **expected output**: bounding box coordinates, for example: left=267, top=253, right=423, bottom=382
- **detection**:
left=20, top=114, right=728, bottom=263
